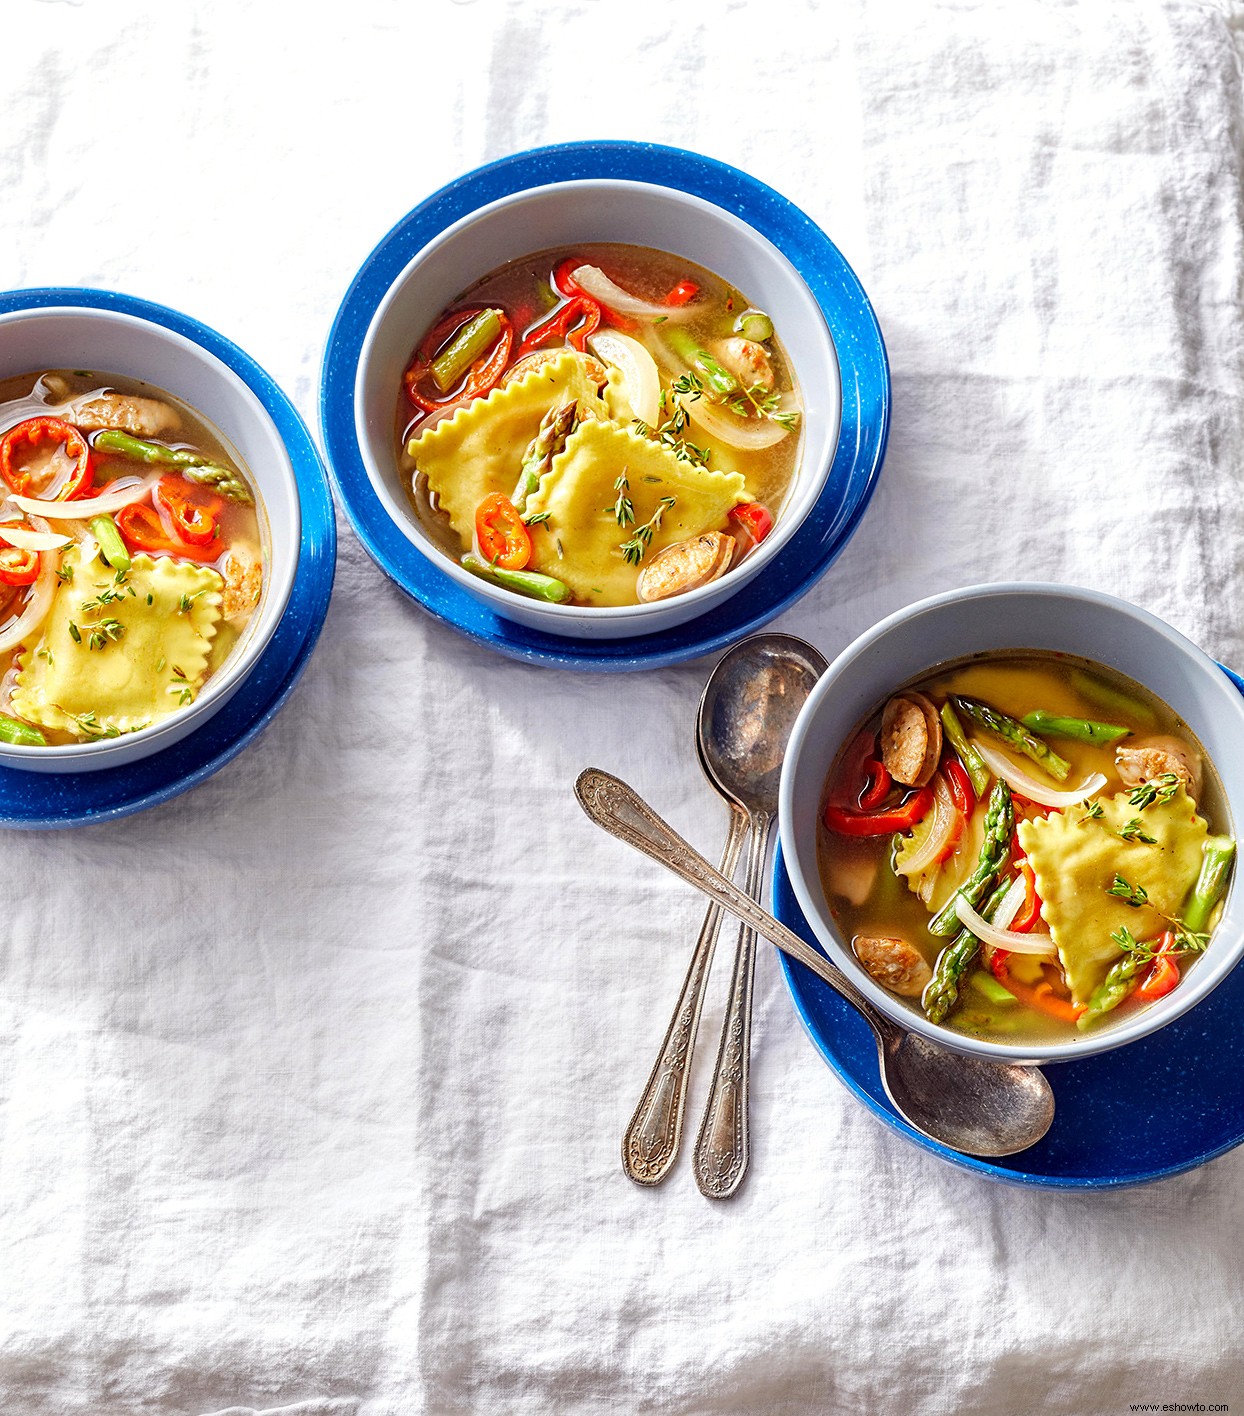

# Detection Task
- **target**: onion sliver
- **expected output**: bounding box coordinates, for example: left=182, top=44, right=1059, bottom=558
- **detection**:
left=972, top=739, right=1108, bottom=808
left=14, top=469, right=160, bottom=520
left=570, top=265, right=693, bottom=322
left=680, top=391, right=793, bottom=450
left=894, top=775, right=959, bottom=878
left=0, top=524, right=72, bottom=551
left=587, top=329, right=661, bottom=427
left=954, top=894, right=1057, bottom=955
left=0, top=517, right=60, bottom=654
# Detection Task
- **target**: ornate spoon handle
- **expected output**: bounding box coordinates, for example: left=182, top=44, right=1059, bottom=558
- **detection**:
left=692, top=809, right=770, bottom=1199
left=622, top=804, right=748, bottom=1186
left=574, top=768, right=875, bottom=1018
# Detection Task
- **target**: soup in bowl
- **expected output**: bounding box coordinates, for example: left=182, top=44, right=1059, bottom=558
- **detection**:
left=354, top=180, right=841, bottom=639
left=0, top=302, right=301, bottom=772
left=779, top=585, right=1244, bottom=1064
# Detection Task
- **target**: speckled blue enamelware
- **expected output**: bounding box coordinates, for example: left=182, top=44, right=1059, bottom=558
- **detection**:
left=320, top=140, right=889, bottom=670
left=0, top=288, right=336, bottom=828
left=771, top=661, right=1244, bottom=1188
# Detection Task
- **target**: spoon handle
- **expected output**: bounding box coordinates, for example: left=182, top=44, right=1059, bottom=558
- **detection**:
left=575, top=768, right=875, bottom=1017
left=692, top=812, right=768, bottom=1199
left=622, top=804, right=749, bottom=1186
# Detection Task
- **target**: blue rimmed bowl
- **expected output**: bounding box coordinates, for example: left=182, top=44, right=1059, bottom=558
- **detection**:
left=322, top=141, right=890, bottom=667
left=0, top=293, right=301, bottom=771
left=778, top=583, right=1244, bottom=1068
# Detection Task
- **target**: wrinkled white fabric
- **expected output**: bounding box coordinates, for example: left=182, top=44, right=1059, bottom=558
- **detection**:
left=2, top=1, right=1243, bottom=1412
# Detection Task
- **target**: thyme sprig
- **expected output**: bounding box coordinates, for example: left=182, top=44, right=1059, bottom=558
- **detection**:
left=619, top=496, right=677, bottom=566
left=612, top=472, right=634, bottom=528
left=1128, top=772, right=1181, bottom=810
left=1118, top=816, right=1158, bottom=845
left=1107, top=876, right=1211, bottom=956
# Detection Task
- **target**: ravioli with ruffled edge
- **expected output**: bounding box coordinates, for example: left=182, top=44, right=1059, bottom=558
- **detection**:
left=11, top=547, right=223, bottom=739
left=1017, top=786, right=1208, bottom=1007
left=522, top=420, right=748, bottom=604
left=406, top=349, right=611, bottom=547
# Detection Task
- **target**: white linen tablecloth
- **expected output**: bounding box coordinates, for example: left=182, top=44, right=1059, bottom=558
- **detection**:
left=3, top=1, right=1244, bottom=1412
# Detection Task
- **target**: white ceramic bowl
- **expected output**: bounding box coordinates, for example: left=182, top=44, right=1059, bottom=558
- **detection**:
left=0, top=304, right=301, bottom=772
left=354, top=179, right=841, bottom=639
left=779, top=583, right=1244, bottom=1065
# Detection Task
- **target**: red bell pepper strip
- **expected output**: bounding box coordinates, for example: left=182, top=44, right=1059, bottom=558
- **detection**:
left=730, top=502, right=774, bottom=552
left=823, top=786, right=934, bottom=838
left=1010, top=861, right=1042, bottom=933
left=664, top=278, right=699, bottom=306
left=989, top=952, right=1085, bottom=1023
left=858, top=758, right=892, bottom=811
left=0, top=416, right=93, bottom=500
left=1136, top=931, right=1180, bottom=1002
left=115, top=502, right=207, bottom=558
left=403, top=307, right=514, bottom=413
left=943, top=756, right=975, bottom=816
left=474, top=493, right=532, bottom=571
left=153, top=475, right=223, bottom=547
left=515, top=297, right=602, bottom=360
left=0, top=523, right=39, bottom=586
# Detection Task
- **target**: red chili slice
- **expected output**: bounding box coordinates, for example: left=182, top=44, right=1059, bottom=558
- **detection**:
left=0, top=417, right=93, bottom=500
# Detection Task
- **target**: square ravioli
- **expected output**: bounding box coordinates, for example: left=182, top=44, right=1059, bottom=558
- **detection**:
left=523, top=420, right=748, bottom=604
left=1017, top=786, right=1208, bottom=1006
left=12, top=548, right=224, bottom=739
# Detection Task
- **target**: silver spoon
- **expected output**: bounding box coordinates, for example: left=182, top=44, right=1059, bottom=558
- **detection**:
left=576, top=769, right=1056, bottom=1159
left=692, top=634, right=828, bottom=1199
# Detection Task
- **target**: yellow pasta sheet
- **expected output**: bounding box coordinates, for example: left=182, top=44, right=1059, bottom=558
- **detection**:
left=12, top=549, right=223, bottom=738
left=407, top=350, right=609, bottom=547
left=523, top=421, right=748, bottom=604
left=1017, top=787, right=1208, bottom=1006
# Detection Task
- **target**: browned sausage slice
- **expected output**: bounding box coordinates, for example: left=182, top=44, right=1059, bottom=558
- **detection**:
left=880, top=691, right=942, bottom=787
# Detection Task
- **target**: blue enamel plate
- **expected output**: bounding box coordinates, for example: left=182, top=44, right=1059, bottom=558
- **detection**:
left=320, top=140, right=889, bottom=671
left=0, top=288, right=336, bottom=829
left=772, top=667, right=1244, bottom=1189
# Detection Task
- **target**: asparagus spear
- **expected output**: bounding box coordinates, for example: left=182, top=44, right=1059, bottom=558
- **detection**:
left=512, top=401, right=575, bottom=514
left=1182, top=835, right=1236, bottom=933
left=92, top=429, right=252, bottom=504
left=928, top=779, right=1015, bottom=937
left=924, top=880, right=1013, bottom=1024
left=1019, top=710, right=1130, bottom=746
left=90, top=514, right=131, bottom=573
left=940, top=700, right=990, bottom=798
left=1069, top=668, right=1157, bottom=727
left=430, top=308, right=503, bottom=392
left=0, top=713, right=47, bottom=747
left=1079, top=952, right=1145, bottom=1028
left=662, top=326, right=738, bottom=397
left=953, top=695, right=1071, bottom=782
left=461, top=554, right=571, bottom=604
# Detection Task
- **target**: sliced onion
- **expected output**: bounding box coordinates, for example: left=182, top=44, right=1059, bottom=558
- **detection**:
left=0, top=516, right=61, bottom=653
left=991, top=872, right=1028, bottom=930
left=0, top=524, right=72, bottom=551
left=972, top=738, right=1108, bottom=808
left=894, top=775, right=959, bottom=878
left=14, top=468, right=160, bottom=520
left=570, top=265, right=695, bottom=322
left=587, top=329, right=661, bottom=426
left=954, top=893, right=1057, bottom=955
left=680, top=390, right=794, bottom=450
